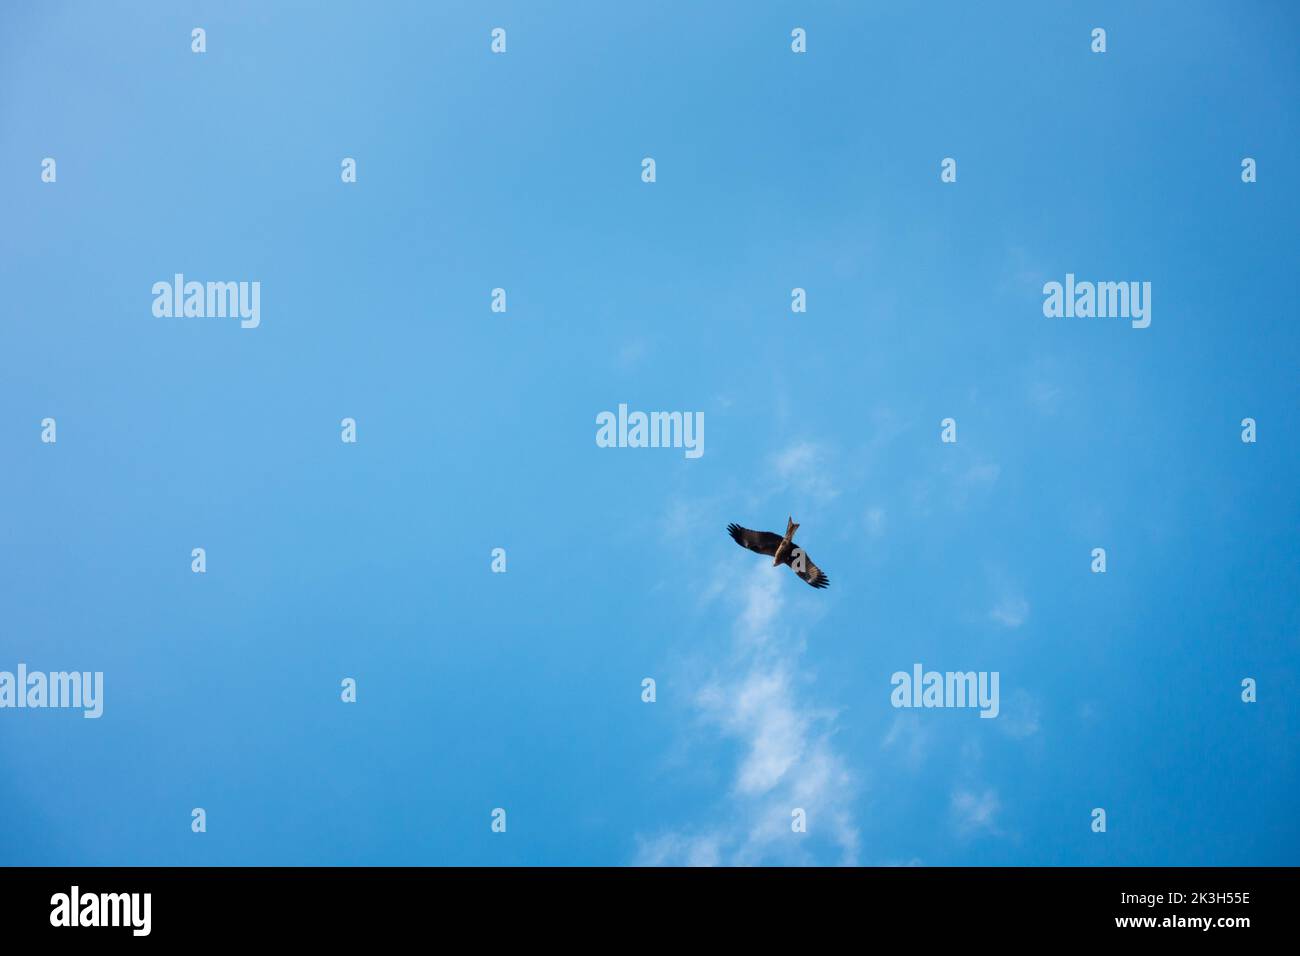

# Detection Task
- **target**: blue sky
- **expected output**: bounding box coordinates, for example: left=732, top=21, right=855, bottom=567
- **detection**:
left=1, top=1, right=1296, bottom=866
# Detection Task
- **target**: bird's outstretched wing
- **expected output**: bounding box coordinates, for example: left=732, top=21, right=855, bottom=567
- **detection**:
left=784, top=545, right=830, bottom=589
left=727, top=523, right=782, bottom=556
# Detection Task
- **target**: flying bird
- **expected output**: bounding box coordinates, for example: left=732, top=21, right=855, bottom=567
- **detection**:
left=727, top=517, right=830, bottom=589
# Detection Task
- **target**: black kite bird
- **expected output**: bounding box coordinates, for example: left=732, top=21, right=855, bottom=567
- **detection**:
left=727, top=517, right=830, bottom=589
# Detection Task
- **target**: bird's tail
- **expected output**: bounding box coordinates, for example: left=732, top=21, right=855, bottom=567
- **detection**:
left=786, top=516, right=799, bottom=537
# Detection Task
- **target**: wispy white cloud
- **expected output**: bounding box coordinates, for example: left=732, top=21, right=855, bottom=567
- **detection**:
left=699, top=666, right=807, bottom=795
left=951, top=788, right=1001, bottom=836
left=1000, top=243, right=1047, bottom=297
left=637, top=565, right=859, bottom=866
left=989, top=595, right=1029, bottom=628
left=660, top=496, right=711, bottom=543
left=615, top=339, right=649, bottom=370
left=999, top=689, right=1041, bottom=739
left=949, top=460, right=1002, bottom=511
left=634, top=831, right=722, bottom=867
left=770, top=441, right=839, bottom=505
left=881, top=713, right=932, bottom=771
left=1024, top=356, right=1065, bottom=417
left=1028, top=380, right=1062, bottom=415
left=909, top=456, right=1001, bottom=517
left=962, top=462, right=1001, bottom=487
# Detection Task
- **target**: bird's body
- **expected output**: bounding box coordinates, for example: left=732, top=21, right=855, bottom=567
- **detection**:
left=771, top=517, right=799, bottom=567
left=727, top=518, right=830, bottom=589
